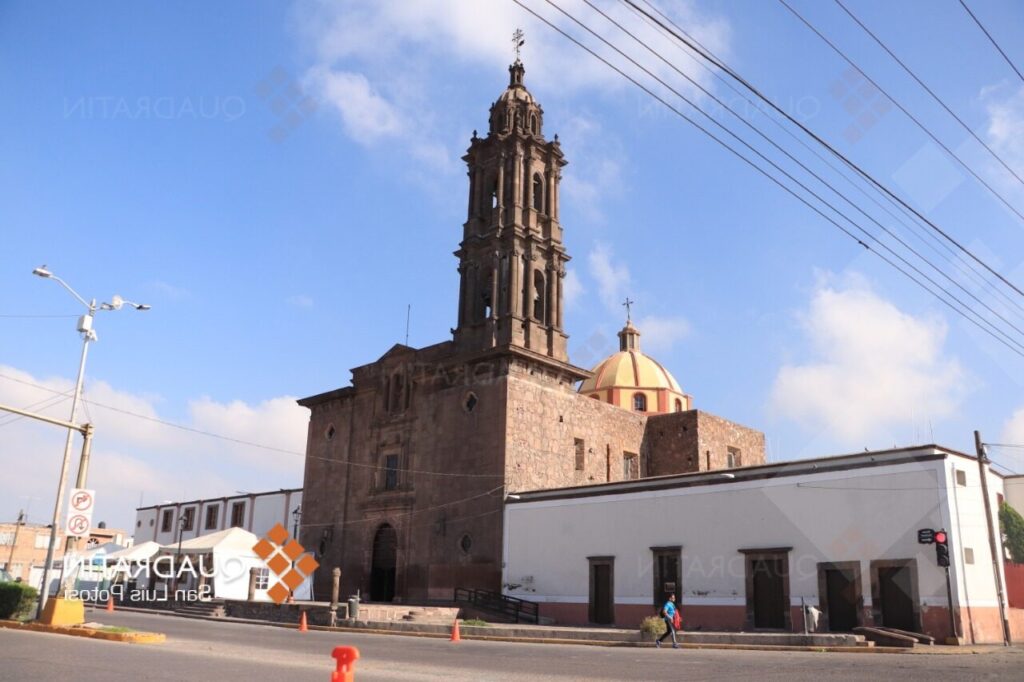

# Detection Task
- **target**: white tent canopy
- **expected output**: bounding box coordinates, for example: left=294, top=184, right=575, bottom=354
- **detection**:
left=160, top=526, right=260, bottom=557
left=105, top=541, right=161, bottom=563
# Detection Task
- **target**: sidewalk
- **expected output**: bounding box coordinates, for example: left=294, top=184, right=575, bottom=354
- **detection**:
left=87, top=604, right=909, bottom=652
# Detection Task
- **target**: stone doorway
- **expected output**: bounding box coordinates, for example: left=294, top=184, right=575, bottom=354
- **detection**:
left=588, top=556, right=615, bottom=625
left=741, top=548, right=791, bottom=630
left=872, top=560, right=919, bottom=632
left=370, top=524, right=397, bottom=602
left=817, top=561, right=862, bottom=632
left=651, top=546, right=681, bottom=608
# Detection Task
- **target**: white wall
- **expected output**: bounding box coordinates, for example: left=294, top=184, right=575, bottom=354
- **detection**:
left=503, top=455, right=996, bottom=615
left=134, top=508, right=158, bottom=543
left=133, top=489, right=304, bottom=546
left=1005, top=476, right=1024, bottom=516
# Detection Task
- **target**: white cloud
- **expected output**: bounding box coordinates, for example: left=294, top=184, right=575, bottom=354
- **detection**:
left=304, top=67, right=405, bottom=140
left=1003, top=406, right=1024, bottom=446
left=635, top=314, right=690, bottom=352
left=999, top=407, right=1024, bottom=472
left=984, top=84, right=1024, bottom=174
left=287, top=294, right=314, bottom=309
left=294, top=0, right=731, bottom=183
left=587, top=242, right=631, bottom=311
left=559, top=114, right=624, bottom=224
left=563, top=268, right=585, bottom=309
left=148, top=280, right=189, bottom=300
left=0, top=365, right=307, bottom=532
left=769, top=274, right=968, bottom=444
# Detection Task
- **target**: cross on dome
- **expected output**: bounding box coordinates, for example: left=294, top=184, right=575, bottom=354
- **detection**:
left=512, top=28, right=525, bottom=62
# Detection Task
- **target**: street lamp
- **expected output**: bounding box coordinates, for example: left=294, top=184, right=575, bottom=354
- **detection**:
left=32, top=266, right=150, bottom=618
left=173, top=513, right=187, bottom=596
left=290, top=505, right=302, bottom=602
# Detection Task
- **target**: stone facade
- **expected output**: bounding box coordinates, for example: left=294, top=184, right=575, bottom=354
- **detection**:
left=297, top=59, right=766, bottom=605
left=644, top=410, right=766, bottom=477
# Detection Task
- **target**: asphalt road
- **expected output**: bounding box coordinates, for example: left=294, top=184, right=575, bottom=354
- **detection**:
left=0, top=609, right=1021, bottom=681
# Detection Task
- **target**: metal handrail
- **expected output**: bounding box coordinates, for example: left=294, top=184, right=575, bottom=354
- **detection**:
left=454, top=587, right=539, bottom=623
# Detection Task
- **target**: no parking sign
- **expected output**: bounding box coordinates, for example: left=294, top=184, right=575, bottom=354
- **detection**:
left=65, top=488, right=96, bottom=537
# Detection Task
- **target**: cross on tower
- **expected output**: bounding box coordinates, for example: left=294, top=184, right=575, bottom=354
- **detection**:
left=512, top=28, right=525, bottom=62
left=622, top=297, right=635, bottom=322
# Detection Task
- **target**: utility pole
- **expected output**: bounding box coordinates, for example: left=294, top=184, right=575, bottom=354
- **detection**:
left=4, top=510, right=25, bottom=574
left=975, top=430, right=1012, bottom=645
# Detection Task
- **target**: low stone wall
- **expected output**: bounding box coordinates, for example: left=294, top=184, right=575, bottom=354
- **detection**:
left=223, top=600, right=340, bottom=626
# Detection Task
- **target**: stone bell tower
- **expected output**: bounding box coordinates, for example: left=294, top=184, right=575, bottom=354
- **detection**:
left=453, top=56, right=570, bottom=363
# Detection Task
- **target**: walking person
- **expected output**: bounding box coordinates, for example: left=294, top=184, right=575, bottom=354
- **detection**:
left=655, top=593, right=680, bottom=648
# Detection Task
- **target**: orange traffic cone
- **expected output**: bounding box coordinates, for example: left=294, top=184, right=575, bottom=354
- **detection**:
left=450, top=618, right=461, bottom=643
left=299, top=611, right=308, bottom=633
left=106, top=597, right=114, bottom=612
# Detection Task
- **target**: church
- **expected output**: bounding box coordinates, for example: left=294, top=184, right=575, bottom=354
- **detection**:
left=297, top=57, right=764, bottom=604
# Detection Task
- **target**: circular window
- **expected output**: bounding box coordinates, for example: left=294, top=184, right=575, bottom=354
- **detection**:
left=460, top=534, right=473, bottom=554
left=326, top=425, right=336, bottom=441
left=463, top=392, right=479, bottom=413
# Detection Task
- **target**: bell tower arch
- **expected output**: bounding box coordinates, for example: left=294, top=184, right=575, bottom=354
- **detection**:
left=454, top=57, right=570, bottom=362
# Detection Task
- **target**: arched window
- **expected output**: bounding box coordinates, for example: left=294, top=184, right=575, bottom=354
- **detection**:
left=674, top=398, right=683, bottom=412
left=490, top=178, right=498, bottom=209
left=533, top=270, right=546, bottom=321
left=532, top=173, right=544, bottom=212
left=389, top=372, right=405, bottom=413
left=633, top=393, right=647, bottom=412
left=530, top=113, right=538, bottom=134
left=482, top=272, right=493, bottom=319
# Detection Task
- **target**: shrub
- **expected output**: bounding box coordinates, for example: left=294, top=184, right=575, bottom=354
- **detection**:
left=0, top=582, right=38, bottom=620
left=462, top=618, right=488, bottom=627
left=640, top=615, right=666, bottom=637
left=1000, top=502, right=1024, bottom=564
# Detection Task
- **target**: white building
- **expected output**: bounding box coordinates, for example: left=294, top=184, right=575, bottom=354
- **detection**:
left=503, top=445, right=1023, bottom=644
left=134, top=488, right=303, bottom=547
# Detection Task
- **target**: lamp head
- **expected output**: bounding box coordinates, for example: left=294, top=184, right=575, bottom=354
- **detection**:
left=32, top=266, right=53, bottom=278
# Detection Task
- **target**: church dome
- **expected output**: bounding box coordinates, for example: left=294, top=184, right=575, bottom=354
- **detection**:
left=578, top=320, right=692, bottom=414
left=488, top=60, right=543, bottom=137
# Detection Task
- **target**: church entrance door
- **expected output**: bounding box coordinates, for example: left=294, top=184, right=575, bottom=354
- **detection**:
left=370, top=524, right=397, bottom=602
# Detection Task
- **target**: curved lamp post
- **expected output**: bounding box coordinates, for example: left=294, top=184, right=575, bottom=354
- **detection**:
left=32, top=266, right=149, bottom=618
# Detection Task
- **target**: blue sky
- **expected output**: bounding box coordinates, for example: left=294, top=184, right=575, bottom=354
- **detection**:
left=2, top=0, right=1023, bottom=531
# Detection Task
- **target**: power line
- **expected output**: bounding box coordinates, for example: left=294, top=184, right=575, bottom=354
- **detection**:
left=0, top=392, right=73, bottom=428
left=569, top=0, right=1024, bottom=352
left=624, top=0, right=1024, bottom=305
left=0, top=314, right=80, bottom=318
left=834, top=0, right=1024, bottom=191
left=777, top=0, right=1024, bottom=226
left=623, top=0, right=1024, bottom=322
left=521, top=0, right=1024, bottom=358
left=0, top=371, right=505, bottom=480
left=958, top=0, right=1024, bottom=83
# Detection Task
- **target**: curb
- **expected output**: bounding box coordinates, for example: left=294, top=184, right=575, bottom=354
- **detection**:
left=0, top=619, right=166, bottom=644
left=83, top=608, right=1001, bottom=655
left=83, top=607, right=903, bottom=653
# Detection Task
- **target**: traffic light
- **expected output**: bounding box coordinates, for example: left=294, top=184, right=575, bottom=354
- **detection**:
left=934, top=529, right=950, bottom=567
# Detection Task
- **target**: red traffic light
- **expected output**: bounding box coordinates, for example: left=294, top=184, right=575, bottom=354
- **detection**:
left=934, top=530, right=947, bottom=544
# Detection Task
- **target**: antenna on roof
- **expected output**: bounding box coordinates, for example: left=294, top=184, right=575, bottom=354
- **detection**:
left=405, top=304, right=412, bottom=346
